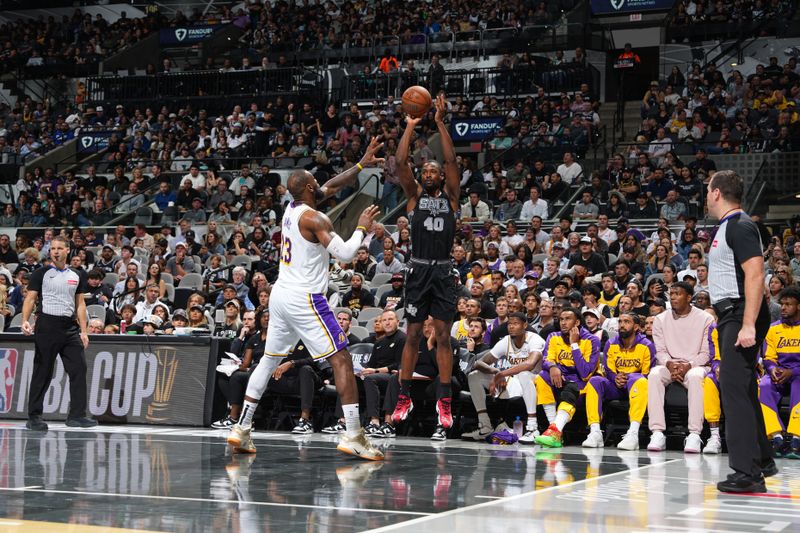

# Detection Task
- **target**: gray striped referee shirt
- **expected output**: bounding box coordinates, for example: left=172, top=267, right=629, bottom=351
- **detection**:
left=28, top=266, right=89, bottom=318
left=707, top=212, right=763, bottom=303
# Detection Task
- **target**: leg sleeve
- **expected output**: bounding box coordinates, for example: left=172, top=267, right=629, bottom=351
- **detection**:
left=244, top=357, right=282, bottom=401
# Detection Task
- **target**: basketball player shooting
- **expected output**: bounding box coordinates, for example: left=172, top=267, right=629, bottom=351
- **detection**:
left=227, top=136, right=386, bottom=461
left=391, top=94, right=460, bottom=440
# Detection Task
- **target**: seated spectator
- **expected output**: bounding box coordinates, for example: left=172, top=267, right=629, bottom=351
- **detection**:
left=556, top=151, right=582, bottom=184
left=379, top=273, right=405, bottom=310
left=573, top=190, right=599, bottom=220
left=496, top=189, right=522, bottom=221
left=646, top=282, right=713, bottom=453
left=165, top=242, right=195, bottom=284
left=463, top=313, right=544, bottom=442
left=341, top=273, right=375, bottom=317
left=461, top=190, right=491, bottom=222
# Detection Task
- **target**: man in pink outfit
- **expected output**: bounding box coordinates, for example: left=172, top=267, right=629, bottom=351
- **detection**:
left=647, top=281, right=714, bottom=453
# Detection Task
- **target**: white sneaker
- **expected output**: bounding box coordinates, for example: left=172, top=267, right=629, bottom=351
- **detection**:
left=647, top=432, right=667, bottom=452
left=227, top=424, right=256, bottom=454
left=684, top=433, right=702, bottom=454
left=519, top=429, right=540, bottom=444
left=581, top=431, right=604, bottom=448
left=617, top=431, right=640, bottom=451
left=337, top=429, right=385, bottom=461
left=703, top=434, right=722, bottom=455
left=461, top=424, right=492, bottom=441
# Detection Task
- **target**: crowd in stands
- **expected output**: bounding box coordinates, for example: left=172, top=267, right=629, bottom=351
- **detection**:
left=668, top=0, right=795, bottom=34
left=628, top=56, right=800, bottom=163
left=236, top=0, right=572, bottom=56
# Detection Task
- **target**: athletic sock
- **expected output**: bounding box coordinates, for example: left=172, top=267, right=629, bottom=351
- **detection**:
left=438, top=381, right=452, bottom=400
left=526, top=415, right=537, bottom=431
left=343, top=403, right=361, bottom=438
left=554, top=410, right=571, bottom=432
left=400, top=380, right=412, bottom=397
left=238, top=400, right=258, bottom=428
left=543, top=403, right=556, bottom=423
left=590, top=423, right=601, bottom=435
left=710, top=426, right=720, bottom=438
left=629, top=421, right=641, bottom=434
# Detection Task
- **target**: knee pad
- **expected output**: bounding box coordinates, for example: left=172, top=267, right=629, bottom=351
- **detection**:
left=560, top=381, right=582, bottom=407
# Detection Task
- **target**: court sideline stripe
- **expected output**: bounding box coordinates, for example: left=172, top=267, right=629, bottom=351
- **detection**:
left=0, top=487, right=431, bottom=517
left=366, top=458, right=683, bottom=532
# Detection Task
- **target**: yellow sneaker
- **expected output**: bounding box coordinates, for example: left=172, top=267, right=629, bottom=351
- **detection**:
left=337, top=428, right=385, bottom=461
left=227, top=424, right=256, bottom=454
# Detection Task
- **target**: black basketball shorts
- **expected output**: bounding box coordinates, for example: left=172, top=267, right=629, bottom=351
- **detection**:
left=403, top=263, right=456, bottom=323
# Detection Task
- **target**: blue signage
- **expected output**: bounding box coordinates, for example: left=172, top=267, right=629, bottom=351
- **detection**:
left=78, top=131, right=114, bottom=153
left=451, top=118, right=504, bottom=142
left=159, top=25, right=221, bottom=45
left=591, top=0, right=675, bottom=14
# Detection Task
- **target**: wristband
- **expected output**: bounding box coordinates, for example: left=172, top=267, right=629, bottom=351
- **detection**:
left=356, top=226, right=368, bottom=233
left=571, top=342, right=580, bottom=350
left=356, top=162, right=364, bottom=171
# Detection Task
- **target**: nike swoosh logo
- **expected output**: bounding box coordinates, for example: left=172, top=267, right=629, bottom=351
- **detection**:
left=353, top=448, right=362, bottom=455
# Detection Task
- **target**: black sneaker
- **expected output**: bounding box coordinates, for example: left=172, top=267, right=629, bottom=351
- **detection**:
left=761, top=458, right=779, bottom=478
left=717, top=472, right=766, bottom=493
left=322, top=422, right=345, bottom=434
left=211, top=416, right=236, bottom=429
left=291, top=418, right=314, bottom=434
left=65, top=417, right=98, bottom=428
left=430, top=424, right=447, bottom=441
left=364, top=423, right=381, bottom=436
left=26, top=417, right=48, bottom=431
left=771, top=435, right=785, bottom=458
left=374, top=423, right=396, bottom=438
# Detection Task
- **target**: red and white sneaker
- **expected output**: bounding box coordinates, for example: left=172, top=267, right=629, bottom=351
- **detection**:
left=391, top=394, right=414, bottom=424
left=436, top=398, right=453, bottom=429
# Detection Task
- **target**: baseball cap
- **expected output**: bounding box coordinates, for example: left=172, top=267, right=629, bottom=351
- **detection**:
left=554, top=279, right=570, bottom=289
left=682, top=272, right=697, bottom=280
left=553, top=241, right=565, bottom=249
left=224, top=283, right=238, bottom=291
left=391, top=273, right=404, bottom=283
left=142, top=315, right=163, bottom=327
left=582, top=308, right=601, bottom=319
left=568, top=290, right=583, bottom=301
left=225, top=299, right=241, bottom=309
left=175, top=242, right=187, bottom=249
left=697, top=230, right=710, bottom=240
left=524, top=271, right=540, bottom=279
left=648, top=297, right=667, bottom=308
left=486, top=242, right=499, bottom=249
left=184, top=230, right=195, bottom=239
left=470, top=260, right=484, bottom=268
left=172, top=309, right=188, bottom=321
left=102, top=244, right=114, bottom=251
left=579, top=236, right=592, bottom=244
left=189, top=304, right=204, bottom=312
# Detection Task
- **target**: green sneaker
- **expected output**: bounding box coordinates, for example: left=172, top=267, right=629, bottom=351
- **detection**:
left=534, top=424, right=563, bottom=448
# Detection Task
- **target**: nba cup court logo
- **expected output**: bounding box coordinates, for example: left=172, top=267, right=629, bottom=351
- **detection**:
left=146, top=348, right=179, bottom=422
left=0, top=348, right=17, bottom=414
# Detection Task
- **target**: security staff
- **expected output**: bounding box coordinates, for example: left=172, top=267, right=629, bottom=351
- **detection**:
left=21, top=235, right=97, bottom=431
left=706, top=170, right=774, bottom=493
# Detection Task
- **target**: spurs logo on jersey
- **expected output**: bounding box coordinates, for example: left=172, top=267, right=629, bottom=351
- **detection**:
left=417, top=197, right=450, bottom=216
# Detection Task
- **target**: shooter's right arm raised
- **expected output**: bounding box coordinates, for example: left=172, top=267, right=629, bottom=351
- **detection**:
left=396, top=116, right=422, bottom=208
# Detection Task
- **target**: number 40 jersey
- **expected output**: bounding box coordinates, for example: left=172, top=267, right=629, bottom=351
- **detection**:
left=410, top=191, right=456, bottom=261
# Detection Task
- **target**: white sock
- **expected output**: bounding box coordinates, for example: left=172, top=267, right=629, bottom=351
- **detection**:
left=543, top=404, right=556, bottom=423
left=554, top=410, right=571, bottom=432
left=710, top=426, right=720, bottom=438
left=629, top=421, right=641, bottom=434
left=526, top=415, right=537, bottom=431
left=590, top=423, right=601, bottom=435
left=478, top=411, right=491, bottom=429
left=342, top=403, right=361, bottom=437
left=238, top=400, right=258, bottom=428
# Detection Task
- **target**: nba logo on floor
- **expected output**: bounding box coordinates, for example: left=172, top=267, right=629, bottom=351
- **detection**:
left=0, top=348, right=18, bottom=413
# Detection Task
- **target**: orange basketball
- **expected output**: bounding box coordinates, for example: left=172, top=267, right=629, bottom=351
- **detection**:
left=402, top=85, right=432, bottom=118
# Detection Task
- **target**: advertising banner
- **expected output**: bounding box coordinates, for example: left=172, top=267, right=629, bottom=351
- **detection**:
left=0, top=337, right=215, bottom=426
left=451, top=117, right=504, bottom=142
left=159, top=25, right=221, bottom=46
left=591, top=0, right=676, bottom=14
left=77, top=131, right=115, bottom=153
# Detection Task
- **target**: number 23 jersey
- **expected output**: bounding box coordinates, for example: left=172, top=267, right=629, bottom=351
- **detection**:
left=276, top=202, right=330, bottom=294
left=409, top=191, right=456, bottom=261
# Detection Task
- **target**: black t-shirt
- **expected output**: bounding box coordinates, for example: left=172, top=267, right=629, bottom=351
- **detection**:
left=244, top=331, right=267, bottom=366
left=342, top=289, right=375, bottom=314
left=367, top=330, right=407, bottom=370
left=413, top=336, right=459, bottom=378
left=568, top=252, right=608, bottom=276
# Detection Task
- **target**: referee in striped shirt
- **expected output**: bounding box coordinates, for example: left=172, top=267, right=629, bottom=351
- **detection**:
left=21, top=235, right=97, bottom=431
left=706, top=170, right=774, bottom=493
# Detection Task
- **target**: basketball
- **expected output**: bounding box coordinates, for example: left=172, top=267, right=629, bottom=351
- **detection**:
left=402, top=85, right=432, bottom=118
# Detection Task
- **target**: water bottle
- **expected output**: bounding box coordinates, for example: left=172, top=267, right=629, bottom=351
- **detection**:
left=513, top=416, right=523, bottom=438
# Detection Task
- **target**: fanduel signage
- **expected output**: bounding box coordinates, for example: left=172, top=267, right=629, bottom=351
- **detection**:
left=591, top=0, right=675, bottom=14
left=78, top=131, right=114, bottom=153
left=160, top=25, right=221, bottom=45
left=451, top=118, right=504, bottom=142
left=0, top=337, right=214, bottom=426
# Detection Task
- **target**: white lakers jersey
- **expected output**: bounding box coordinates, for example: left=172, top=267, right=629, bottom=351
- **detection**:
left=490, top=331, right=545, bottom=371
left=276, top=202, right=329, bottom=294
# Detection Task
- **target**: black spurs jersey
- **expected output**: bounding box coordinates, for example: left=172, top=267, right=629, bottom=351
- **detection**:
left=409, top=191, right=456, bottom=261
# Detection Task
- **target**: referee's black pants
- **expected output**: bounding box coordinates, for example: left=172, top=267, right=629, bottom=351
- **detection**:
left=717, top=300, right=772, bottom=478
left=28, top=315, right=88, bottom=420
